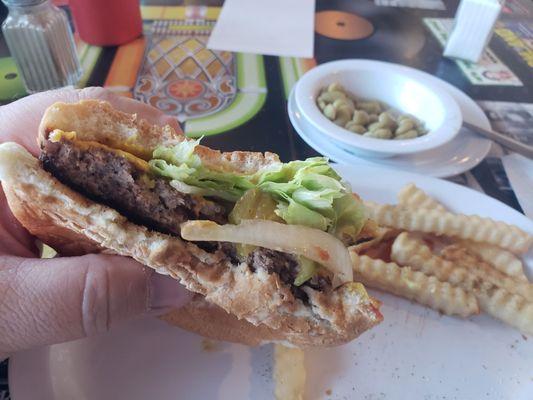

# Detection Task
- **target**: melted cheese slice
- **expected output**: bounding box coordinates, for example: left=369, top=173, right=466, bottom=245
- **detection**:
left=49, top=129, right=150, bottom=172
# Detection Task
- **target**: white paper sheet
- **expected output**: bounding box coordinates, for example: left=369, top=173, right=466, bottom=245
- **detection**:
left=502, top=153, right=533, bottom=219
left=207, top=0, right=315, bottom=58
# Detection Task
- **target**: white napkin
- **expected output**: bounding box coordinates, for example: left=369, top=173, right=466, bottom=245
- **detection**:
left=502, top=153, right=533, bottom=219
left=207, top=0, right=315, bottom=58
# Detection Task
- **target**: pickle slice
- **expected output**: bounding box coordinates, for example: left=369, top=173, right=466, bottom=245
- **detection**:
left=229, top=188, right=281, bottom=258
left=229, top=188, right=281, bottom=224
left=294, top=257, right=318, bottom=286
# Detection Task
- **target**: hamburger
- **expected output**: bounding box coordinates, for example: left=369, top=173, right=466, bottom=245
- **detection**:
left=0, top=100, right=382, bottom=346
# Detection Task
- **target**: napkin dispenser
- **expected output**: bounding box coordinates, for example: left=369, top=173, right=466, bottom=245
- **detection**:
left=444, top=0, right=502, bottom=63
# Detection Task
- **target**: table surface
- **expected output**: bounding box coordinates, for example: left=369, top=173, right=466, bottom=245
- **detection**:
left=1, top=0, right=532, bottom=398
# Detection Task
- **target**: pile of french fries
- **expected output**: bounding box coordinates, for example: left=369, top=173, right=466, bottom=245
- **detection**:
left=274, top=184, right=532, bottom=400
left=352, top=183, right=533, bottom=335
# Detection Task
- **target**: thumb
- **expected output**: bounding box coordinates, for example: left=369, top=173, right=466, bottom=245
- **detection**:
left=0, top=254, right=190, bottom=356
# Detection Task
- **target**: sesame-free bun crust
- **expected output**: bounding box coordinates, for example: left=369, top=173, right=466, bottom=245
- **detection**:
left=160, top=295, right=286, bottom=347
left=0, top=101, right=381, bottom=347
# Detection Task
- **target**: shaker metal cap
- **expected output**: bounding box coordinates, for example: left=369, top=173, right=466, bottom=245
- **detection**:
left=2, top=0, right=47, bottom=6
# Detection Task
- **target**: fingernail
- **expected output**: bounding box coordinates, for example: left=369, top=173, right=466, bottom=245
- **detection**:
left=148, top=272, right=191, bottom=313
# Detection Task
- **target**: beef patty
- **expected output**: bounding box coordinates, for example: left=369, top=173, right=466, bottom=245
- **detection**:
left=247, top=248, right=330, bottom=298
left=40, top=139, right=228, bottom=236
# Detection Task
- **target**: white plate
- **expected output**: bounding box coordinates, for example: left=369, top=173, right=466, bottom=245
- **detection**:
left=294, top=60, right=463, bottom=157
left=10, top=165, right=533, bottom=400
left=290, top=72, right=492, bottom=178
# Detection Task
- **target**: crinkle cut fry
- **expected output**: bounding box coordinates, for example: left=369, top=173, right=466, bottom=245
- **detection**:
left=391, top=233, right=478, bottom=289
left=350, top=250, right=478, bottom=317
left=364, top=200, right=533, bottom=254
left=439, top=244, right=528, bottom=292
left=391, top=233, right=533, bottom=334
left=459, top=241, right=528, bottom=282
left=476, top=282, right=533, bottom=335
left=391, top=233, right=533, bottom=302
left=397, top=183, right=528, bottom=281
left=397, top=183, right=447, bottom=212
left=274, top=345, right=306, bottom=400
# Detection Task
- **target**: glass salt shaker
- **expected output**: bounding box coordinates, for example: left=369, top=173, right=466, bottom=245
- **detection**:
left=1, top=0, right=82, bottom=93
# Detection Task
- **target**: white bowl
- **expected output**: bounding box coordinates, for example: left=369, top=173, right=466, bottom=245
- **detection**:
left=294, top=60, right=463, bottom=158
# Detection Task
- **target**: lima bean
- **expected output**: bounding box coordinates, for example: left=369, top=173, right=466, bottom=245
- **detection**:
left=345, top=121, right=366, bottom=134
left=352, top=110, right=369, bottom=125
left=358, top=101, right=382, bottom=114
left=333, top=97, right=355, bottom=110
left=368, top=113, right=379, bottom=123
left=395, top=119, right=415, bottom=135
left=333, top=116, right=350, bottom=126
left=323, top=104, right=336, bottom=120
left=368, top=121, right=386, bottom=132
left=327, top=82, right=345, bottom=93
left=364, top=128, right=393, bottom=139
left=378, top=112, right=396, bottom=128
left=336, top=105, right=353, bottom=121
left=395, top=129, right=418, bottom=140
left=318, top=90, right=346, bottom=103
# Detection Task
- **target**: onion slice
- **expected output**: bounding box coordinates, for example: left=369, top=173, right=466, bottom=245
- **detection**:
left=181, top=219, right=353, bottom=287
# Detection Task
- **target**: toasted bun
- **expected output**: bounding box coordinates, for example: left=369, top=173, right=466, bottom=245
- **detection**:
left=38, top=100, right=281, bottom=174
left=160, top=295, right=288, bottom=347
left=0, top=101, right=381, bottom=347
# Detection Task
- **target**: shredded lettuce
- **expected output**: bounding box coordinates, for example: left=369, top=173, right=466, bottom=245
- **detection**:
left=149, top=140, right=253, bottom=202
left=275, top=199, right=330, bottom=231
left=329, top=194, right=367, bottom=242
left=256, top=158, right=348, bottom=231
left=169, top=180, right=242, bottom=202
left=148, top=140, right=366, bottom=240
left=152, top=138, right=201, bottom=168
left=150, top=159, right=195, bottom=181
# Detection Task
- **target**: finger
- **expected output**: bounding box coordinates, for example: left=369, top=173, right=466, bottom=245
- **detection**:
left=0, top=86, right=182, bottom=255
left=0, top=87, right=80, bottom=155
left=0, top=254, right=191, bottom=355
left=0, top=185, right=38, bottom=257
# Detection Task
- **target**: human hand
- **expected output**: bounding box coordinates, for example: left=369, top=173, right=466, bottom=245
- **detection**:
left=0, top=87, right=190, bottom=360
